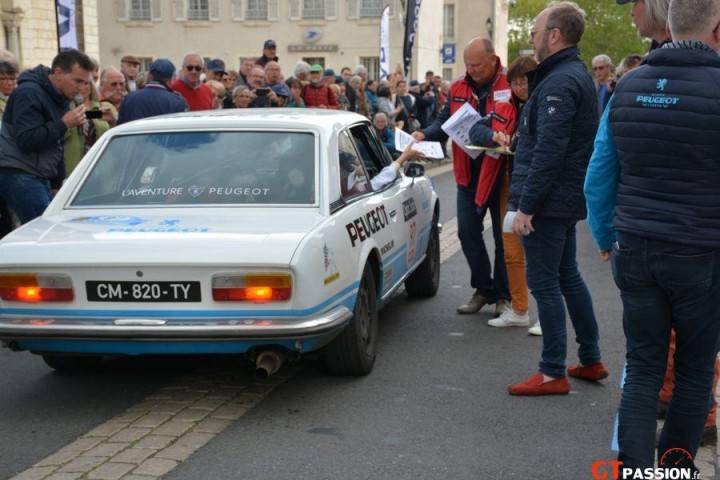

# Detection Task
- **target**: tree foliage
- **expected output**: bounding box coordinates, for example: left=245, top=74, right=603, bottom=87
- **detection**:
left=508, top=0, right=649, bottom=69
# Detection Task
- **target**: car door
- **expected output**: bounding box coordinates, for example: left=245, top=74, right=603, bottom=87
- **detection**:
left=346, top=124, right=416, bottom=298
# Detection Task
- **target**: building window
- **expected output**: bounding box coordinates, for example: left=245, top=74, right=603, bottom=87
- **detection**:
left=247, top=0, right=268, bottom=19
left=360, top=56, right=379, bottom=81
left=303, top=0, right=324, bottom=18
left=187, top=0, right=209, bottom=20
left=303, top=57, right=325, bottom=69
left=129, top=0, right=152, bottom=20
left=359, top=0, right=383, bottom=18
left=138, top=57, right=154, bottom=73
left=443, top=4, right=455, bottom=40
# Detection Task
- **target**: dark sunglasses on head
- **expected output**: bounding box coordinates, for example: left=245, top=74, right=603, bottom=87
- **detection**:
left=185, top=65, right=203, bottom=72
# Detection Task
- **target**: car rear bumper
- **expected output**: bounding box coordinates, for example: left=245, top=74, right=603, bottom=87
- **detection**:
left=0, top=306, right=353, bottom=354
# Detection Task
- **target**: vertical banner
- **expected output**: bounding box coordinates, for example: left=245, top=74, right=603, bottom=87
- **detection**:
left=379, top=5, right=390, bottom=81
left=403, top=0, right=421, bottom=79
left=56, top=0, right=78, bottom=51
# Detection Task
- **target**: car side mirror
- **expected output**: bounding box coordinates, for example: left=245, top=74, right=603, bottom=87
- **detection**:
left=405, top=162, right=425, bottom=178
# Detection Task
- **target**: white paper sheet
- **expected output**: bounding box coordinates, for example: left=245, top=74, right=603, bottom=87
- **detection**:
left=394, top=128, right=444, bottom=159
left=440, top=102, right=483, bottom=159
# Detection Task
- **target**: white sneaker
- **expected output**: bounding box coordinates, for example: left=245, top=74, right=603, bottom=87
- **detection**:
left=488, top=309, right=530, bottom=328
left=528, top=322, right=542, bottom=336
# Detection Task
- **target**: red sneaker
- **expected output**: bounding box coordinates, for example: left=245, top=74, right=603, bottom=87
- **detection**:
left=567, top=362, right=609, bottom=381
left=507, top=372, right=570, bottom=396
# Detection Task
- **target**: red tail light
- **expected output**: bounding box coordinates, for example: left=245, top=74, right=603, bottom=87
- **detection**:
left=212, top=274, right=292, bottom=302
left=0, top=274, right=74, bottom=302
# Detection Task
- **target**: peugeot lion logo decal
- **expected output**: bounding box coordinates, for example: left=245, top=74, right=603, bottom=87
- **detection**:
left=188, top=185, right=205, bottom=197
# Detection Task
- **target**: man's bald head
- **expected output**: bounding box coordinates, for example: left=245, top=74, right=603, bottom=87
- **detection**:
left=463, top=37, right=498, bottom=85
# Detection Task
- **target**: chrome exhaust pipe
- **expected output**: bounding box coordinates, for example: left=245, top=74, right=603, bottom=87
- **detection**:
left=254, top=350, right=286, bottom=380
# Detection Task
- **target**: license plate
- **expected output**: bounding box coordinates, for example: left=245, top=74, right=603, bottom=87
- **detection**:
left=86, top=281, right=201, bottom=302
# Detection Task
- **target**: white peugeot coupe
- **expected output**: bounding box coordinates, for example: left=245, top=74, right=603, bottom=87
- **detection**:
left=0, top=110, right=440, bottom=377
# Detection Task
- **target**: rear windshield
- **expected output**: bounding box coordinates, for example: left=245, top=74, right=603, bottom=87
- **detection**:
left=70, top=131, right=317, bottom=206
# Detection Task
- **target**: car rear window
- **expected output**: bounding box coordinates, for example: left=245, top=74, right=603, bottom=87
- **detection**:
left=70, top=131, right=316, bottom=207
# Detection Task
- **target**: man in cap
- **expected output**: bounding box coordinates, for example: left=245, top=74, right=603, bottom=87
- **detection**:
left=323, top=68, right=336, bottom=85
left=271, top=83, right=290, bottom=107
left=302, top=65, right=338, bottom=109
left=118, top=59, right=187, bottom=124
left=256, top=40, right=278, bottom=68
left=205, top=58, right=226, bottom=82
left=120, top=55, right=140, bottom=93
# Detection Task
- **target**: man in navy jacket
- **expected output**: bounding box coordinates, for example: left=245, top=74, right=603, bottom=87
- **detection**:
left=118, top=59, right=187, bottom=125
left=0, top=49, right=93, bottom=224
left=506, top=2, right=607, bottom=396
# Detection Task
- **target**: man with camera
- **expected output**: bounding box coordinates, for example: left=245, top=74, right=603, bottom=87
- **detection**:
left=244, top=66, right=278, bottom=108
left=0, top=49, right=94, bottom=224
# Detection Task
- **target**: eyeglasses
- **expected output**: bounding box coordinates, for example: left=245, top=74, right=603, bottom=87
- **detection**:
left=236, top=95, right=252, bottom=99
left=109, top=81, right=126, bottom=87
left=530, top=26, right=556, bottom=39
left=593, top=66, right=607, bottom=71
left=185, top=65, right=203, bottom=72
left=511, top=80, right=528, bottom=88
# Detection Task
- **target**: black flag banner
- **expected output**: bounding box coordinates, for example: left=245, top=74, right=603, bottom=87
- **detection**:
left=403, top=0, right=421, bottom=78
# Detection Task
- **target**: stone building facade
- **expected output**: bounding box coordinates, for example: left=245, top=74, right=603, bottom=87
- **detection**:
left=0, top=0, right=99, bottom=70
left=96, top=0, right=509, bottom=81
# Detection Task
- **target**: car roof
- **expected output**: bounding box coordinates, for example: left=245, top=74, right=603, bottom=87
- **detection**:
left=112, top=108, right=370, bottom=136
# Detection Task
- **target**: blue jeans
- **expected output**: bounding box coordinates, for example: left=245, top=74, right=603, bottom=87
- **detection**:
left=456, top=184, right=509, bottom=302
left=0, top=173, right=52, bottom=224
left=521, top=217, right=601, bottom=378
left=613, top=232, right=720, bottom=473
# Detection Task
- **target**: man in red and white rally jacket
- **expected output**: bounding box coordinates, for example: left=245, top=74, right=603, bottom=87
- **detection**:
left=413, top=37, right=517, bottom=316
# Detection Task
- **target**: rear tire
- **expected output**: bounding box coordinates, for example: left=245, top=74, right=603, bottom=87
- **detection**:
left=325, top=264, right=378, bottom=375
left=42, top=354, right=103, bottom=371
left=405, top=219, right=440, bottom=297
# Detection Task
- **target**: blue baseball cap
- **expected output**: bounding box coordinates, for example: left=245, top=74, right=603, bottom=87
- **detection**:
left=206, top=58, right=226, bottom=73
left=149, top=58, right=175, bottom=79
left=271, top=83, right=291, bottom=98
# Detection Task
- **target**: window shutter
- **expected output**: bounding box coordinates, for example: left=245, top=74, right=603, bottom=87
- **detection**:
left=151, top=0, right=162, bottom=20
left=347, top=0, right=357, bottom=19
left=210, top=0, right=221, bottom=20
left=324, top=0, right=336, bottom=19
left=232, top=0, right=244, bottom=20
left=174, top=0, right=186, bottom=21
left=289, top=0, right=300, bottom=20
left=268, top=0, right=279, bottom=20
left=117, top=0, right=128, bottom=21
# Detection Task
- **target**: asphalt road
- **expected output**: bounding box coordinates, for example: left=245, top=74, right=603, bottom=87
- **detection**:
left=0, top=168, right=629, bottom=480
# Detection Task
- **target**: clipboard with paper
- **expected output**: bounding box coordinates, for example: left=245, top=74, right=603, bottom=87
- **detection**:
left=440, top=102, right=485, bottom=159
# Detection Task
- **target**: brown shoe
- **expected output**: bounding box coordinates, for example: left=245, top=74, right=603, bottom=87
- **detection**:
left=567, top=362, right=609, bottom=381
left=508, top=372, right=570, bottom=396
left=456, top=293, right=491, bottom=314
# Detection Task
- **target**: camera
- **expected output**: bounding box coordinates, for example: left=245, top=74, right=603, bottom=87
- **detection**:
left=255, top=87, right=270, bottom=97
